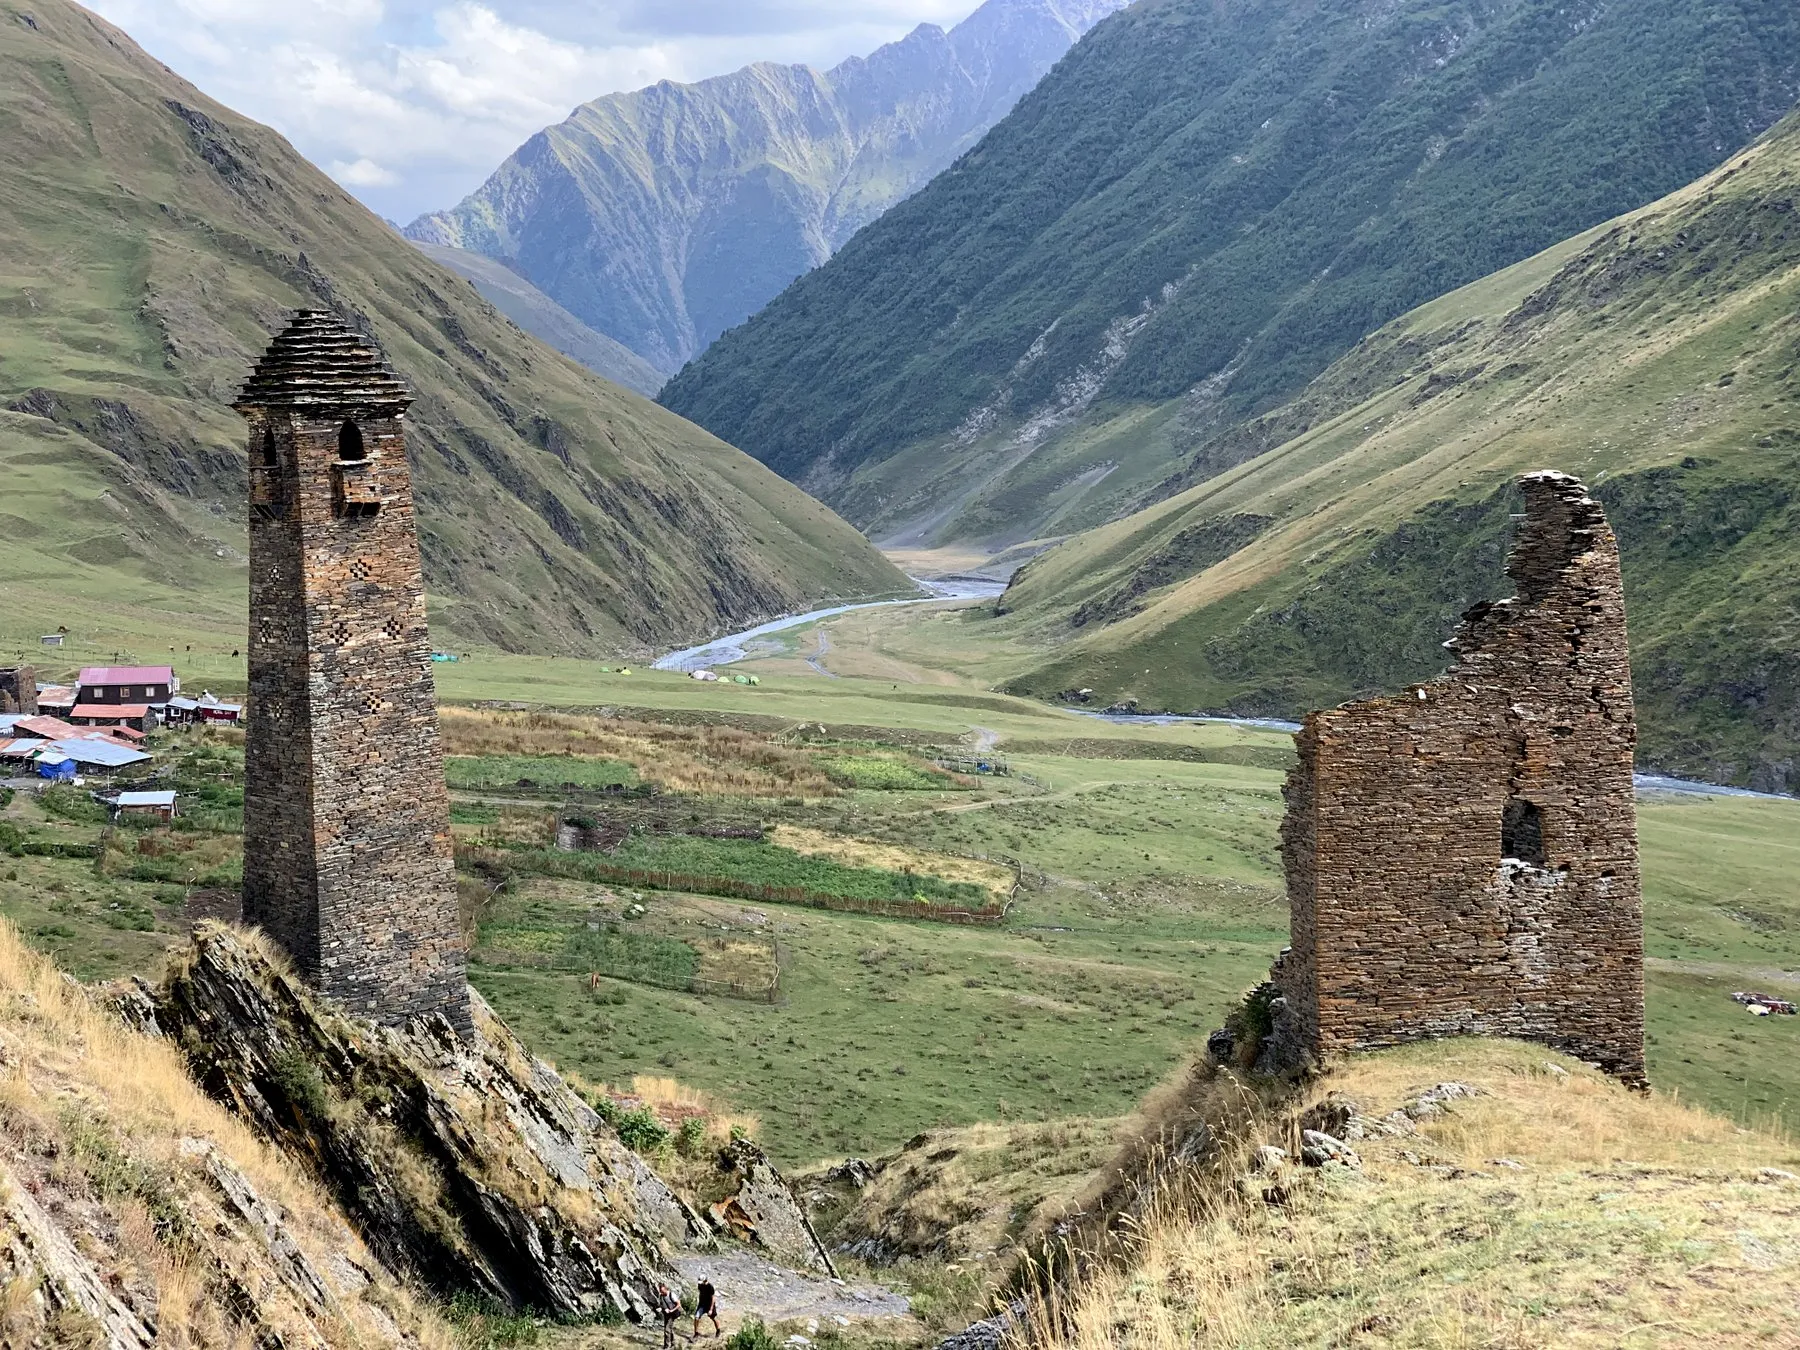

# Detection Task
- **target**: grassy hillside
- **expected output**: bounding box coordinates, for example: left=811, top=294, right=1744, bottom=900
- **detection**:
left=0, top=0, right=907, bottom=661
left=994, top=110, right=1800, bottom=792
left=1035, top=1040, right=1800, bottom=1347
left=662, top=0, right=1800, bottom=550
left=0, top=918, right=458, bottom=1349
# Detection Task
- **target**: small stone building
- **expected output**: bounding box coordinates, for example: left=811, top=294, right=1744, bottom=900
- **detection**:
left=0, top=666, right=36, bottom=715
left=234, top=311, right=469, bottom=1034
left=1272, top=472, right=1644, bottom=1083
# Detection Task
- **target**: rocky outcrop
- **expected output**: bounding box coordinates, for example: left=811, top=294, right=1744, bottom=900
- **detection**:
left=707, top=1140, right=838, bottom=1277
left=138, top=924, right=704, bottom=1322
left=0, top=915, right=446, bottom=1350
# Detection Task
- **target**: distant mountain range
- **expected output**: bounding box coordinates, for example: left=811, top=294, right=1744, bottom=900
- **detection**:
left=0, top=0, right=907, bottom=659
left=406, top=0, right=1128, bottom=379
left=662, top=0, right=1800, bottom=552
left=992, top=108, right=1800, bottom=794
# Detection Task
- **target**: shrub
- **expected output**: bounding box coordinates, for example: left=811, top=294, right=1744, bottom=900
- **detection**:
left=446, top=1292, right=541, bottom=1349
left=614, top=1105, right=671, bottom=1154
left=820, top=756, right=950, bottom=791
left=446, top=755, right=636, bottom=794
left=675, top=1115, right=708, bottom=1158
left=725, top=1319, right=780, bottom=1350
left=38, top=786, right=107, bottom=824
left=268, top=1051, right=330, bottom=1121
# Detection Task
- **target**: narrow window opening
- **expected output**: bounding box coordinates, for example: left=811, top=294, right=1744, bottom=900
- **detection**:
left=1501, top=799, right=1545, bottom=866
left=338, top=421, right=367, bottom=462
left=260, top=426, right=279, bottom=468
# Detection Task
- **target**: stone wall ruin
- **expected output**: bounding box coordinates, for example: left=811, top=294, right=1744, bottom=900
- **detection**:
left=234, top=312, right=469, bottom=1034
left=0, top=666, right=36, bottom=716
left=1271, top=471, right=1645, bottom=1083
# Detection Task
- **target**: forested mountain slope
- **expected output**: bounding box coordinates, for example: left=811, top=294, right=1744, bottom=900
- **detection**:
left=407, top=0, right=1126, bottom=376
left=663, top=0, right=1800, bottom=551
left=0, top=0, right=906, bottom=659
left=991, top=112, right=1800, bottom=793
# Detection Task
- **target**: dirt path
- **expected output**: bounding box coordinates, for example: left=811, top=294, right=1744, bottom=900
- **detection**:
left=672, top=1251, right=907, bottom=1333
left=804, top=628, right=839, bottom=679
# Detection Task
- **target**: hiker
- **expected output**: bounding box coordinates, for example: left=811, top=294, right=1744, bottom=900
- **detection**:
left=693, top=1276, right=722, bottom=1339
left=654, top=1281, right=682, bottom=1349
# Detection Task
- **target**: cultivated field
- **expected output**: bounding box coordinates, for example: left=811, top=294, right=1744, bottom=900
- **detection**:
left=3, top=597, right=1796, bottom=1168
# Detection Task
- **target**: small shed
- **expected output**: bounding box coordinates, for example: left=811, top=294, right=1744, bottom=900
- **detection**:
left=39, top=635, right=64, bottom=648
left=114, top=790, right=177, bottom=822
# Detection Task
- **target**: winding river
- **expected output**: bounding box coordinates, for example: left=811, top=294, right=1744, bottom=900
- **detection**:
left=651, top=586, right=1791, bottom=802
left=651, top=576, right=1005, bottom=673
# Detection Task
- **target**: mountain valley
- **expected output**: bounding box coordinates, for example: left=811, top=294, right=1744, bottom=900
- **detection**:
left=664, top=0, right=1800, bottom=555
left=988, top=110, right=1800, bottom=793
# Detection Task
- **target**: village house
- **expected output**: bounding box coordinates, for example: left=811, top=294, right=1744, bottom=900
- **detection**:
left=32, top=685, right=76, bottom=717
left=77, top=665, right=175, bottom=709
left=0, top=712, right=154, bottom=777
left=68, top=704, right=159, bottom=733
left=164, top=692, right=243, bottom=727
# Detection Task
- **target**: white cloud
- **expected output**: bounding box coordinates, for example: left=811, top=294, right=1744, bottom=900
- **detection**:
left=333, top=157, right=400, bottom=186
left=84, top=0, right=981, bottom=222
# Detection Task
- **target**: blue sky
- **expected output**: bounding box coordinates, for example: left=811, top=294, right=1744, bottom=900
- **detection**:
left=86, top=0, right=981, bottom=223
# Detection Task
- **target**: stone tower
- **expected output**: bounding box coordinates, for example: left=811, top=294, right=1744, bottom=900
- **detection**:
left=235, top=311, right=469, bottom=1033
left=1272, top=472, right=1644, bottom=1082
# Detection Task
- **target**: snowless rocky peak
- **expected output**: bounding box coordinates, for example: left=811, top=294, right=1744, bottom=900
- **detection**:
left=405, top=0, right=1130, bottom=375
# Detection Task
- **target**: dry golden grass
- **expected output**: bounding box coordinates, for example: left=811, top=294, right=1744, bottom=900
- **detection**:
left=771, top=825, right=1016, bottom=901
left=0, top=918, right=456, bottom=1350
left=813, top=1116, right=1126, bottom=1270
left=1022, top=1040, right=1800, bottom=1349
left=628, top=1074, right=761, bottom=1142
left=442, top=706, right=838, bottom=797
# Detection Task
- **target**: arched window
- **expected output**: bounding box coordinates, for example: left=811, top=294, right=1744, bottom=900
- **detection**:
left=338, top=420, right=367, bottom=462
left=1501, top=799, right=1545, bottom=866
left=260, top=426, right=279, bottom=467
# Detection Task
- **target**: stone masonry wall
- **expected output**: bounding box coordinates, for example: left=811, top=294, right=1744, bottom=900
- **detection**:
left=237, top=313, right=469, bottom=1033
left=1275, top=472, right=1644, bottom=1083
left=0, top=666, right=36, bottom=716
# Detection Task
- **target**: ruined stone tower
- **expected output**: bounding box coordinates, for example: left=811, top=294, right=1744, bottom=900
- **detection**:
left=0, top=666, right=35, bottom=716
left=1273, top=472, right=1644, bottom=1082
left=235, top=311, right=469, bottom=1033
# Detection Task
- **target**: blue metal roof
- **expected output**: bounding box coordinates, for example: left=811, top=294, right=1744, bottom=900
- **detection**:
left=39, top=738, right=150, bottom=768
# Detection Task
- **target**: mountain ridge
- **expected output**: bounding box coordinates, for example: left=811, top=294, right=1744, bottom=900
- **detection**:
left=0, top=0, right=907, bottom=660
left=987, top=108, right=1800, bottom=793
left=406, top=0, right=1127, bottom=374
left=661, top=0, right=1800, bottom=552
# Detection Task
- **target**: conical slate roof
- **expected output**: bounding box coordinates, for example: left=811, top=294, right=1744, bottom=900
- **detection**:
left=234, top=310, right=412, bottom=415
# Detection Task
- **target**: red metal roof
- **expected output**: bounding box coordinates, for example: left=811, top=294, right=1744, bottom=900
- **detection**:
left=71, top=705, right=151, bottom=720
left=13, top=716, right=78, bottom=739
left=77, top=666, right=173, bottom=686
